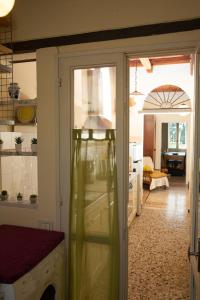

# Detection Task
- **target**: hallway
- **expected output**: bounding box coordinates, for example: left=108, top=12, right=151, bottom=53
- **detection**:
left=128, top=178, right=190, bottom=300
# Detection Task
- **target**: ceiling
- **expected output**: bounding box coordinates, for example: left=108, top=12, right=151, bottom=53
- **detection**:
left=129, top=55, right=192, bottom=73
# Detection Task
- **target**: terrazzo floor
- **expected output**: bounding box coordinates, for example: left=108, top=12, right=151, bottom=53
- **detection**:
left=128, top=177, right=190, bottom=300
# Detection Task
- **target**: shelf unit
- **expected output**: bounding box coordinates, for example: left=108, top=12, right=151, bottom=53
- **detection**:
left=14, top=99, right=37, bottom=106
left=0, top=17, right=38, bottom=208
left=0, top=15, right=13, bottom=125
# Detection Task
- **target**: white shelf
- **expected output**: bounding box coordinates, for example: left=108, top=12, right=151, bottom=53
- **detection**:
left=0, top=64, right=11, bottom=73
left=0, top=120, right=14, bottom=125
left=0, top=44, right=12, bottom=55
left=14, top=99, right=37, bottom=106
left=0, top=200, right=38, bottom=209
left=0, top=149, right=37, bottom=156
left=0, top=99, right=37, bottom=106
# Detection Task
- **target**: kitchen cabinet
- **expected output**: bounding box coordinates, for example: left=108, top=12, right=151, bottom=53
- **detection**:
left=128, top=172, right=138, bottom=227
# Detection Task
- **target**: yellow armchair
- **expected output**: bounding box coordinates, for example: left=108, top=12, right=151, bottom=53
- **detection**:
left=143, top=157, right=169, bottom=190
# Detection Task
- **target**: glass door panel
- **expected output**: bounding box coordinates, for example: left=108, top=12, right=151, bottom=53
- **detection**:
left=59, top=53, right=127, bottom=300
left=74, top=67, right=116, bottom=130
left=71, top=66, right=119, bottom=300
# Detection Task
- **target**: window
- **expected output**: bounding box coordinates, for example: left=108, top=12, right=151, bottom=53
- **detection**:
left=168, top=122, right=186, bottom=150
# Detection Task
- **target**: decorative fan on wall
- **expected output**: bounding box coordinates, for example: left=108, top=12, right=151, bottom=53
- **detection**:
left=143, top=85, right=191, bottom=110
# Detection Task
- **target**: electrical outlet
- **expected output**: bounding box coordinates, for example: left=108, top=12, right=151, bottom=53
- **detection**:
left=38, top=220, right=54, bottom=231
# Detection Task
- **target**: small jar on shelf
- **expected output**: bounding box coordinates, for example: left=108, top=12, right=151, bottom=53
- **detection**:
left=30, top=194, right=37, bottom=204
left=8, top=83, right=20, bottom=99
left=0, top=139, right=3, bottom=151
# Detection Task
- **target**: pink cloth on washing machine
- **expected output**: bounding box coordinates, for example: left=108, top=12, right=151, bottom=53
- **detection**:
left=0, top=224, right=64, bottom=284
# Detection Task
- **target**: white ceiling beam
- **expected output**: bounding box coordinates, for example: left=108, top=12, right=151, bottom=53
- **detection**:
left=139, top=58, right=152, bottom=73
left=190, top=54, right=194, bottom=76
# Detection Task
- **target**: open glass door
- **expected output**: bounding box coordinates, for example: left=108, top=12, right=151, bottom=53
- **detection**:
left=189, top=51, right=200, bottom=299
left=59, top=53, right=128, bottom=300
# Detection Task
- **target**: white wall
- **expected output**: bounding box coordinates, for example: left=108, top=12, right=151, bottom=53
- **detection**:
left=12, top=0, right=200, bottom=42
left=129, top=98, right=144, bottom=143
left=130, top=63, right=194, bottom=104
left=13, top=62, right=37, bottom=99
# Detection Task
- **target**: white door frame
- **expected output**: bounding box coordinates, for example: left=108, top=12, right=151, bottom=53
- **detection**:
left=56, top=35, right=200, bottom=299
left=189, top=50, right=200, bottom=299
left=127, top=48, right=200, bottom=299
left=59, top=53, right=129, bottom=300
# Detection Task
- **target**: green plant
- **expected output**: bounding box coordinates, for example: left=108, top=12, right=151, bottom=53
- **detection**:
left=15, top=136, right=23, bottom=144
left=31, top=138, right=37, bottom=144
left=0, top=139, right=3, bottom=144
left=30, top=194, right=37, bottom=198
left=1, top=190, right=8, bottom=201
left=30, top=194, right=37, bottom=204
left=17, top=193, right=23, bottom=200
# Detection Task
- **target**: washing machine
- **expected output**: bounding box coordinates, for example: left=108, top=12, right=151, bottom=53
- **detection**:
left=0, top=225, right=65, bottom=300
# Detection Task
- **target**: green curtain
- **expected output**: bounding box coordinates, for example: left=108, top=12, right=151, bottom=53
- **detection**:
left=69, top=129, right=119, bottom=300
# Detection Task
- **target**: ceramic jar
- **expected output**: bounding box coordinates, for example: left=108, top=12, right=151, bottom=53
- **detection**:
left=15, top=143, right=22, bottom=152
left=31, top=144, right=37, bottom=153
left=8, top=83, right=20, bottom=99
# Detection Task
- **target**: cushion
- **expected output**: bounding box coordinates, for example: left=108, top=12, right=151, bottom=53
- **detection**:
left=150, top=171, right=167, bottom=179
left=143, top=165, right=153, bottom=171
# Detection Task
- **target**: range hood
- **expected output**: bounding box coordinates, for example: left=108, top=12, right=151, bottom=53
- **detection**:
left=83, top=115, right=112, bottom=130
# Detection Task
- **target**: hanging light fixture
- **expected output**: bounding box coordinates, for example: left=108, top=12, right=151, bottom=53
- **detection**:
left=129, top=96, right=136, bottom=107
left=0, top=0, right=15, bottom=17
left=130, top=61, right=143, bottom=96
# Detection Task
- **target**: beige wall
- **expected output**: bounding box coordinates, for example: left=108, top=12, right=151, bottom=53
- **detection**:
left=1, top=29, right=199, bottom=230
left=12, top=0, right=200, bottom=42
left=0, top=206, right=39, bottom=227
left=13, top=62, right=37, bottom=99
left=129, top=102, right=144, bottom=144
left=37, top=47, right=60, bottom=230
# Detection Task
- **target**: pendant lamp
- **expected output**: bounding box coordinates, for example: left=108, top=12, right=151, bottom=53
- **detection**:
left=0, top=0, right=15, bottom=17
left=130, top=61, right=143, bottom=96
left=129, top=96, right=136, bottom=107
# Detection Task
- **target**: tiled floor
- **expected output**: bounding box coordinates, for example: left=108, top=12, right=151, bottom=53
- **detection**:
left=128, top=177, right=190, bottom=300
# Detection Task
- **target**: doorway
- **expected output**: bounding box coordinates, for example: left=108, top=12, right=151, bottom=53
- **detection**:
left=128, top=54, right=194, bottom=299
left=58, top=41, right=200, bottom=299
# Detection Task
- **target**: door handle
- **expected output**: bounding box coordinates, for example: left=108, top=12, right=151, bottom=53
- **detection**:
left=188, top=239, right=200, bottom=272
